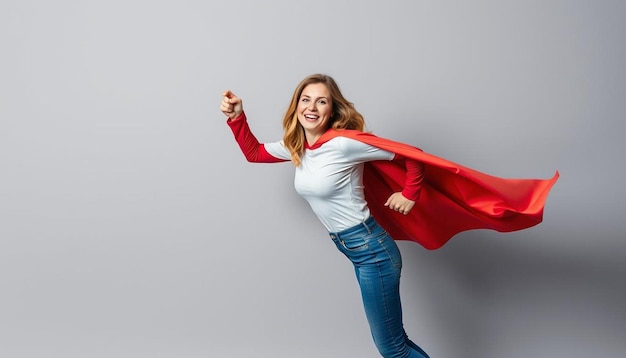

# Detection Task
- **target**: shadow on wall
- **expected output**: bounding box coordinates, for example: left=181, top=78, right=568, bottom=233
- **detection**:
left=398, top=231, right=626, bottom=358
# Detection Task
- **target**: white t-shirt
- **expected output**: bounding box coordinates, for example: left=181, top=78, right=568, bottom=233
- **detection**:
left=265, top=137, right=395, bottom=232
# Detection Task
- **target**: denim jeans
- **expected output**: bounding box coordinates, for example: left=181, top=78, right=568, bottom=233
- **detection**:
left=329, top=216, right=429, bottom=358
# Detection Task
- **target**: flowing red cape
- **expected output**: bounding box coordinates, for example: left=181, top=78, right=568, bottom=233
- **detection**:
left=316, top=129, right=559, bottom=250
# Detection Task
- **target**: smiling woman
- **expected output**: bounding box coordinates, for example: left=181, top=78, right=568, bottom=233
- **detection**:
left=281, top=74, right=367, bottom=166
left=219, top=73, right=557, bottom=358
left=297, top=83, right=333, bottom=143
left=221, top=74, right=428, bottom=358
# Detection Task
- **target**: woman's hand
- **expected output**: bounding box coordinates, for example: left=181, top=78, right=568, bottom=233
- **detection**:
left=384, top=192, right=415, bottom=215
left=221, top=90, right=243, bottom=119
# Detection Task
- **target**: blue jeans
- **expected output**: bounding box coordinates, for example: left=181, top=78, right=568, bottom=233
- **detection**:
left=329, top=216, right=429, bottom=358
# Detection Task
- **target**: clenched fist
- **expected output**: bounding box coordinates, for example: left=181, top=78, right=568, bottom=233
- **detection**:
left=384, top=192, right=415, bottom=215
left=220, top=90, right=243, bottom=119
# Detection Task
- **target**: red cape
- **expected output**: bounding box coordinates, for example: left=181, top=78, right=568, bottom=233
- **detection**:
left=317, top=129, right=559, bottom=250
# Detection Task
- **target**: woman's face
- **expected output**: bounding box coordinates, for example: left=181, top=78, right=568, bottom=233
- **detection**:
left=297, top=83, right=333, bottom=143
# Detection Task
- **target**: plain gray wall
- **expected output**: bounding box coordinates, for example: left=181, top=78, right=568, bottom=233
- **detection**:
left=1, top=1, right=624, bottom=357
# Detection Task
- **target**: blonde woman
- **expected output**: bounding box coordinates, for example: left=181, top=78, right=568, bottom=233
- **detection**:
left=220, top=74, right=557, bottom=358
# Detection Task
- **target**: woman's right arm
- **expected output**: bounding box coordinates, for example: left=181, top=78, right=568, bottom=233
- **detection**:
left=221, top=90, right=288, bottom=163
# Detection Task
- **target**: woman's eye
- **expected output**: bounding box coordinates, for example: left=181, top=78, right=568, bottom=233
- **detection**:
left=319, top=100, right=327, bottom=105
left=301, top=98, right=309, bottom=102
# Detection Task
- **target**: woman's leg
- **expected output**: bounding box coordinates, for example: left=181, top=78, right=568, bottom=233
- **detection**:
left=331, top=219, right=429, bottom=358
left=354, top=236, right=429, bottom=358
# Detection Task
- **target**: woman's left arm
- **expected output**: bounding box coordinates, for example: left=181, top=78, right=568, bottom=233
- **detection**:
left=384, top=157, right=424, bottom=215
left=401, top=158, right=424, bottom=200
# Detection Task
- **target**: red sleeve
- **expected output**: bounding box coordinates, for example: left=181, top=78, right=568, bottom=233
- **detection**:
left=394, top=155, right=424, bottom=200
left=226, top=112, right=288, bottom=163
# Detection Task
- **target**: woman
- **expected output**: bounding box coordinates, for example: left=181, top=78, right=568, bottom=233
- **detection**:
left=221, top=74, right=430, bottom=358
left=220, top=74, right=558, bottom=357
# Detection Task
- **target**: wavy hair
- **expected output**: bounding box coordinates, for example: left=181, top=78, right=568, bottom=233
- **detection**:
left=282, top=74, right=365, bottom=166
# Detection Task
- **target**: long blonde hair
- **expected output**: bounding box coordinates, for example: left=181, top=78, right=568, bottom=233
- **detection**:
left=282, top=74, right=365, bottom=166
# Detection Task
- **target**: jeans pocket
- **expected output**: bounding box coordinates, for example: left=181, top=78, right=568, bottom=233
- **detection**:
left=340, top=237, right=369, bottom=252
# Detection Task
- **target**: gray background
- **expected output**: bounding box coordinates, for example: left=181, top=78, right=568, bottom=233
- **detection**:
left=1, top=0, right=624, bottom=357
